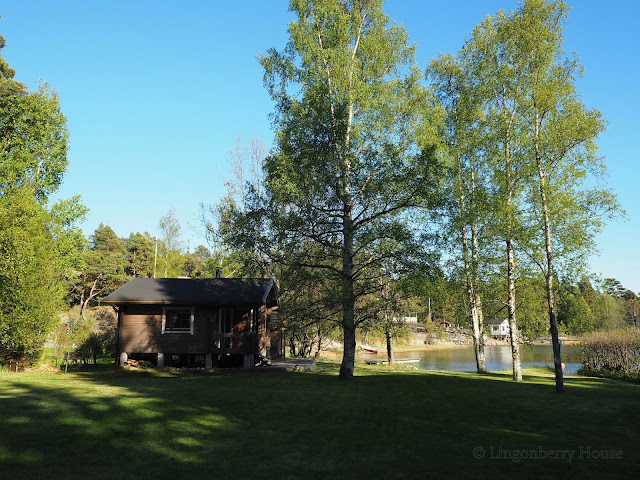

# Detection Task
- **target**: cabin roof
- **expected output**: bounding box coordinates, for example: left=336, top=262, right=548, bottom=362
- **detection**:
left=102, top=277, right=276, bottom=306
left=486, top=318, right=509, bottom=325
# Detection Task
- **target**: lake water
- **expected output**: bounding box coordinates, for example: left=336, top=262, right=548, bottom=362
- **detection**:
left=361, top=344, right=582, bottom=374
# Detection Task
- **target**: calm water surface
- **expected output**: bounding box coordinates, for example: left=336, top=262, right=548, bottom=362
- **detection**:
left=362, top=344, right=582, bottom=374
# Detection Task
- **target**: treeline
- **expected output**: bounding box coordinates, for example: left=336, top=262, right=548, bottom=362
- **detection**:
left=274, top=266, right=639, bottom=362
left=407, top=272, right=638, bottom=339
left=68, top=220, right=227, bottom=321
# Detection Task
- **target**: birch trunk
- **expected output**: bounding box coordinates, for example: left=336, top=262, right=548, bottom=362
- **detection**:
left=471, top=221, right=486, bottom=373
left=535, top=107, right=565, bottom=392
left=505, top=132, right=522, bottom=382
left=506, top=237, right=522, bottom=381
left=458, top=155, right=486, bottom=373
left=463, top=224, right=486, bottom=373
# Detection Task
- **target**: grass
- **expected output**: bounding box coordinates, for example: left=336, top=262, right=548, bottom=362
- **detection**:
left=577, top=366, right=640, bottom=384
left=0, top=362, right=639, bottom=479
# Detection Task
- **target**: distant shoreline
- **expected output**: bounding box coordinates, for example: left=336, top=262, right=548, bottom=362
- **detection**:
left=315, top=339, right=581, bottom=360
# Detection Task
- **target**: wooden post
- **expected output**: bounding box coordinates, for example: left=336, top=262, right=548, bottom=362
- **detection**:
left=114, top=307, right=123, bottom=365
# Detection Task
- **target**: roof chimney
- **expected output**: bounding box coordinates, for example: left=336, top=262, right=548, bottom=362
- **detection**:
left=215, top=267, right=222, bottom=278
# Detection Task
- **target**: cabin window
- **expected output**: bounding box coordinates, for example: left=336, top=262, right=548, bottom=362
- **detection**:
left=162, top=307, right=194, bottom=334
left=492, top=325, right=499, bottom=332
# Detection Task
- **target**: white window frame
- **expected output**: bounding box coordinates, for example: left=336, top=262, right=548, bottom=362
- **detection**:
left=162, top=307, right=195, bottom=334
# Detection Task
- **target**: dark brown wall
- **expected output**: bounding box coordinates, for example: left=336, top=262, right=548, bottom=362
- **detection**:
left=119, top=305, right=213, bottom=354
left=119, top=304, right=269, bottom=355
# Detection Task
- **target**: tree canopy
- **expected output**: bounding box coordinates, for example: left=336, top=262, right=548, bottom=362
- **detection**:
left=0, top=26, right=85, bottom=366
left=257, top=0, right=442, bottom=378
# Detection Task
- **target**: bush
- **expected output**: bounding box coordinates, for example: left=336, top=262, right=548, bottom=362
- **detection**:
left=74, top=330, right=116, bottom=365
left=579, top=327, right=640, bottom=374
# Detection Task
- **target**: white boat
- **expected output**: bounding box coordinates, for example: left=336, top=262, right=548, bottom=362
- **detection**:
left=360, top=344, right=381, bottom=354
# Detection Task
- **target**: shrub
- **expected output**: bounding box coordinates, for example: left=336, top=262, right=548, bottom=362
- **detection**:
left=580, top=328, right=640, bottom=373
left=74, top=330, right=116, bottom=365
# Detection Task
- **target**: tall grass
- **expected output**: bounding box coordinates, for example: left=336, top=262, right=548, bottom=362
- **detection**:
left=579, top=328, right=640, bottom=382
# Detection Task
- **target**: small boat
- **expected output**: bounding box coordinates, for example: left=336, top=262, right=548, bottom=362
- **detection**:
left=360, top=344, right=381, bottom=354
left=364, top=358, right=420, bottom=365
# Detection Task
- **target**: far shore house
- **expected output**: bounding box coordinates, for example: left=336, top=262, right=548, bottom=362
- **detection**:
left=397, top=313, right=418, bottom=324
left=487, top=318, right=509, bottom=339
left=102, top=277, right=283, bottom=368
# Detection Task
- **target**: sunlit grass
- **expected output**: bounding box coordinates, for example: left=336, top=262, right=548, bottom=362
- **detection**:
left=0, top=364, right=638, bottom=479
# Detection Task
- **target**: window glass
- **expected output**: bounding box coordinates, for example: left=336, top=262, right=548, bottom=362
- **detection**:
left=163, top=308, right=193, bottom=333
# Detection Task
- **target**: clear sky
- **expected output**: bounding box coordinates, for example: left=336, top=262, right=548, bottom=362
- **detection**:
left=1, top=1, right=638, bottom=293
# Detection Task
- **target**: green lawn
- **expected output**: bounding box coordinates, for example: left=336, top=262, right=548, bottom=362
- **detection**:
left=0, top=363, right=638, bottom=479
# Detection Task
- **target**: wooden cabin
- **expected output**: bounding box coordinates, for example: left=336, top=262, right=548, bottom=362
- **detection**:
left=102, top=277, right=283, bottom=368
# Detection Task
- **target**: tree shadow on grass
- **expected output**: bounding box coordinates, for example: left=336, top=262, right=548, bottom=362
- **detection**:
left=0, top=368, right=638, bottom=479
left=0, top=370, right=255, bottom=479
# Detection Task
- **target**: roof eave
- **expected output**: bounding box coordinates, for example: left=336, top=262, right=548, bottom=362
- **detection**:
left=102, top=299, right=265, bottom=306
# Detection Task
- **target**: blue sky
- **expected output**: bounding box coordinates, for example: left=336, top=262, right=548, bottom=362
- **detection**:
left=1, top=1, right=638, bottom=292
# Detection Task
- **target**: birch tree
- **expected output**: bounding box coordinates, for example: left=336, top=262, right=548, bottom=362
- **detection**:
left=259, top=0, right=441, bottom=379
left=158, top=206, right=182, bottom=278
left=205, top=135, right=271, bottom=277
left=456, top=11, right=531, bottom=381
left=428, top=54, right=488, bottom=373
left=515, top=0, right=618, bottom=391
left=445, top=0, right=620, bottom=385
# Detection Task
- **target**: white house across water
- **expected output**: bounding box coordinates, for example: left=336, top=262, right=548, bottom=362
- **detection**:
left=487, top=319, right=509, bottom=339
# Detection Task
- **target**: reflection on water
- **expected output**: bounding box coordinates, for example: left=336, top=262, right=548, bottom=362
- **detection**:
left=361, top=345, right=582, bottom=374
